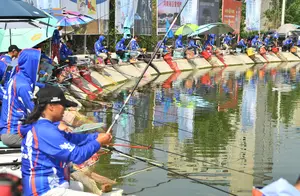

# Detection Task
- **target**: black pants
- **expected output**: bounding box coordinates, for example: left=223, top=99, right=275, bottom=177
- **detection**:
left=116, top=50, right=125, bottom=59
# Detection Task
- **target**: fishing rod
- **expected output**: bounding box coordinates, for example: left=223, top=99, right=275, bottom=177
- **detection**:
left=109, top=147, right=238, bottom=196
left=105, top=0, right=190, bottom=134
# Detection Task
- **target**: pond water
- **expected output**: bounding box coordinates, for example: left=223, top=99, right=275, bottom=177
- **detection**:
left=84, top=63, right=300, bottom=196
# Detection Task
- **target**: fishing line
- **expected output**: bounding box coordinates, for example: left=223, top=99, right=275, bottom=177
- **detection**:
left=78, top=101, right=256, bottom=154
left=123, top=179, right=175, bottom=195
left=114, top=137, right=267, bottom=180
left=78, top=106, right=267, bottom=179
left=109, top=147, right=238, bottom=196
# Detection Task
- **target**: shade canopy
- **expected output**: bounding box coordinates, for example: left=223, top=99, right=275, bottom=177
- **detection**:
left=189, top=23, right=234, bottom=37
left=0, top=0, right=48, bottom=19
left=0, top=14, right=58, bottom=52
left=175, top=24, right=199, bottom=36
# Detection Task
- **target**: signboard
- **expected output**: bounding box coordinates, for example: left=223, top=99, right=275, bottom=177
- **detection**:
left=197, top=0, right=220, bottom=25
left=157, top=0, right=219, bottom=34
left=246, top=0, right=261, bottom=31
left=157, top=0, right=183, bottom=34
left=222, top=0, right=242, bottom=33
left=61, top=0, right=110, bottom=34
left=180, top=0, right=198, bottom=25
left=23, top=0, right=60, bottom=9
left=115, top=0, right=152, bottom=35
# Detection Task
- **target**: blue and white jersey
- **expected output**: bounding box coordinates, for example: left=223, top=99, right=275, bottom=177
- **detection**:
left=21, top=118, right=100, bottom=196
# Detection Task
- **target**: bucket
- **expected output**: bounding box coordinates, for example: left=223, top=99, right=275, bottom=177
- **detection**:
left=272, top=47, right=279, bottom=53
left=247, top=48, right=255, bottom=56
left=291, top=46, right=297, bottom=53
left=173, top=48, right=184, bottom=59
left=185, top=49, right=194, bottom=59
left=201, top=50, right=211, bottom=60
left=259, top=46, right=267, bottom=55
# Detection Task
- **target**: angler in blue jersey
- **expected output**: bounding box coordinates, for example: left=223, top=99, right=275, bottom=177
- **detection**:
left=0, top=45, right=21, bottom=85
left=175, top=35, right=184, bottom=49
left=115, top=38, right=126, bottom=59
left=264, top=35, right=271, bottom=46
left=283, top=36, right=293, bottom=51
left=203, top=34, right=216, bottom=49
left=129, top=36, right=141, bottom=61
left=94, top=35, right=108, bottom=61
left=60, top=40, right=74, bottom=64
left=223, top=33, right=235, bottom=54
left=0, top=45, right=20, bottom=65
left=237, top=38, right=247, bottom=53
left=251, top=35, right=259, bottom=47
left=0, top=48, right=41, bottom=147
left=188, top=37, right=199, bottom=55
left=21, top=85, right=112, bottom=196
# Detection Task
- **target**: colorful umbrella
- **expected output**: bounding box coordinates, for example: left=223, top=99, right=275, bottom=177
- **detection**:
left=0, top=0, right=48, bottom=19
left=175, top=23, right=199, bottom=36
left=0, top=14, right=57, bottom=52
left=189, top=23, right=234, bottom=37
left=277, top=23, right=300, bottom=34
left=55, top=11, right=94, bottom=27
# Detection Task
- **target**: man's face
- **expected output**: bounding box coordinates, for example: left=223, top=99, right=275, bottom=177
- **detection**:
left=12, top=51, right=19, bottom=58
left=67, top=43, right=72, bottom=48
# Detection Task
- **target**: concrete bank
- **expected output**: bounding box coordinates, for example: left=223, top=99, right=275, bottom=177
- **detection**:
left=70, top=52, right=300, bottom=100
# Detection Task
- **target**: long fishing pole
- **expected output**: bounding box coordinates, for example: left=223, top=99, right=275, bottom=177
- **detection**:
left=109, top=147, right=238, bottom=196
left=106, top=0, right=190, bottom=134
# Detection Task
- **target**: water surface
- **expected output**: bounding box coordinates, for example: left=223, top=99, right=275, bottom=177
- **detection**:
left=85, top=63, right=300, bottom=195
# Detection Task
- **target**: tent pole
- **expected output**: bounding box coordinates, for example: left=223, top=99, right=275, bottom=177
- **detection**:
left=84, top=34, right=87, bottom=54
left=9, top=29, right=11, bottom=45
left=281, top=0, right=286, bottom=26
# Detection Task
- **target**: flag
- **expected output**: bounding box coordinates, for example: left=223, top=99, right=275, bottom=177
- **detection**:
left=166, top=20, right=174, bottom=39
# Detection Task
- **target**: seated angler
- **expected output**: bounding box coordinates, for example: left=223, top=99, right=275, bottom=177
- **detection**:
left=237, top=38, right=247, bottom=53
left=175, top=35, right=184, bottom=49
left=251, top=35, right=259, bottom=48
left=223, top=33, right=235, bottom=54
left=60, top=40, right=75, bottom=65
left=203, top=34, right=216, bottom=51
left=264, top=35, right=271, bottom=46
left=282, top=36, right=293, bottom=52
left=0, top=49, right=42, bottom=147
left=115, top=38, right=126, bottom=60
left=21, top=85, right=112, bottom=196
left=188, top=37, right=199, bottom=55
left=94, top=35, right=109, bottom=64
left=129, top=36, right=141, bottom=61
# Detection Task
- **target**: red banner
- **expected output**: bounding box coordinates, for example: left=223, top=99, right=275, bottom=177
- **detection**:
left=222, top=0, right=242, bottom=33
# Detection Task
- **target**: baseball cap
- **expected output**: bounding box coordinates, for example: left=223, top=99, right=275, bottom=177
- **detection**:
left=8, top=45, right=21, bottom=52
left=36, top=85, right=78, bottom=108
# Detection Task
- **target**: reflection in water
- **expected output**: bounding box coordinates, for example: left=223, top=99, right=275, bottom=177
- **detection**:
left=110, top=97, right=136, bottom=163
left=241, top=70, right=257, bottom=131
left=86, top=63, right=300, bottom=196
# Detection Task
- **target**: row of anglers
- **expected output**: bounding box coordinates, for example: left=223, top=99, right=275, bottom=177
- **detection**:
left=92, top=32, right=300, bottom=66
left=0, top=46, right=113, bottom=195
